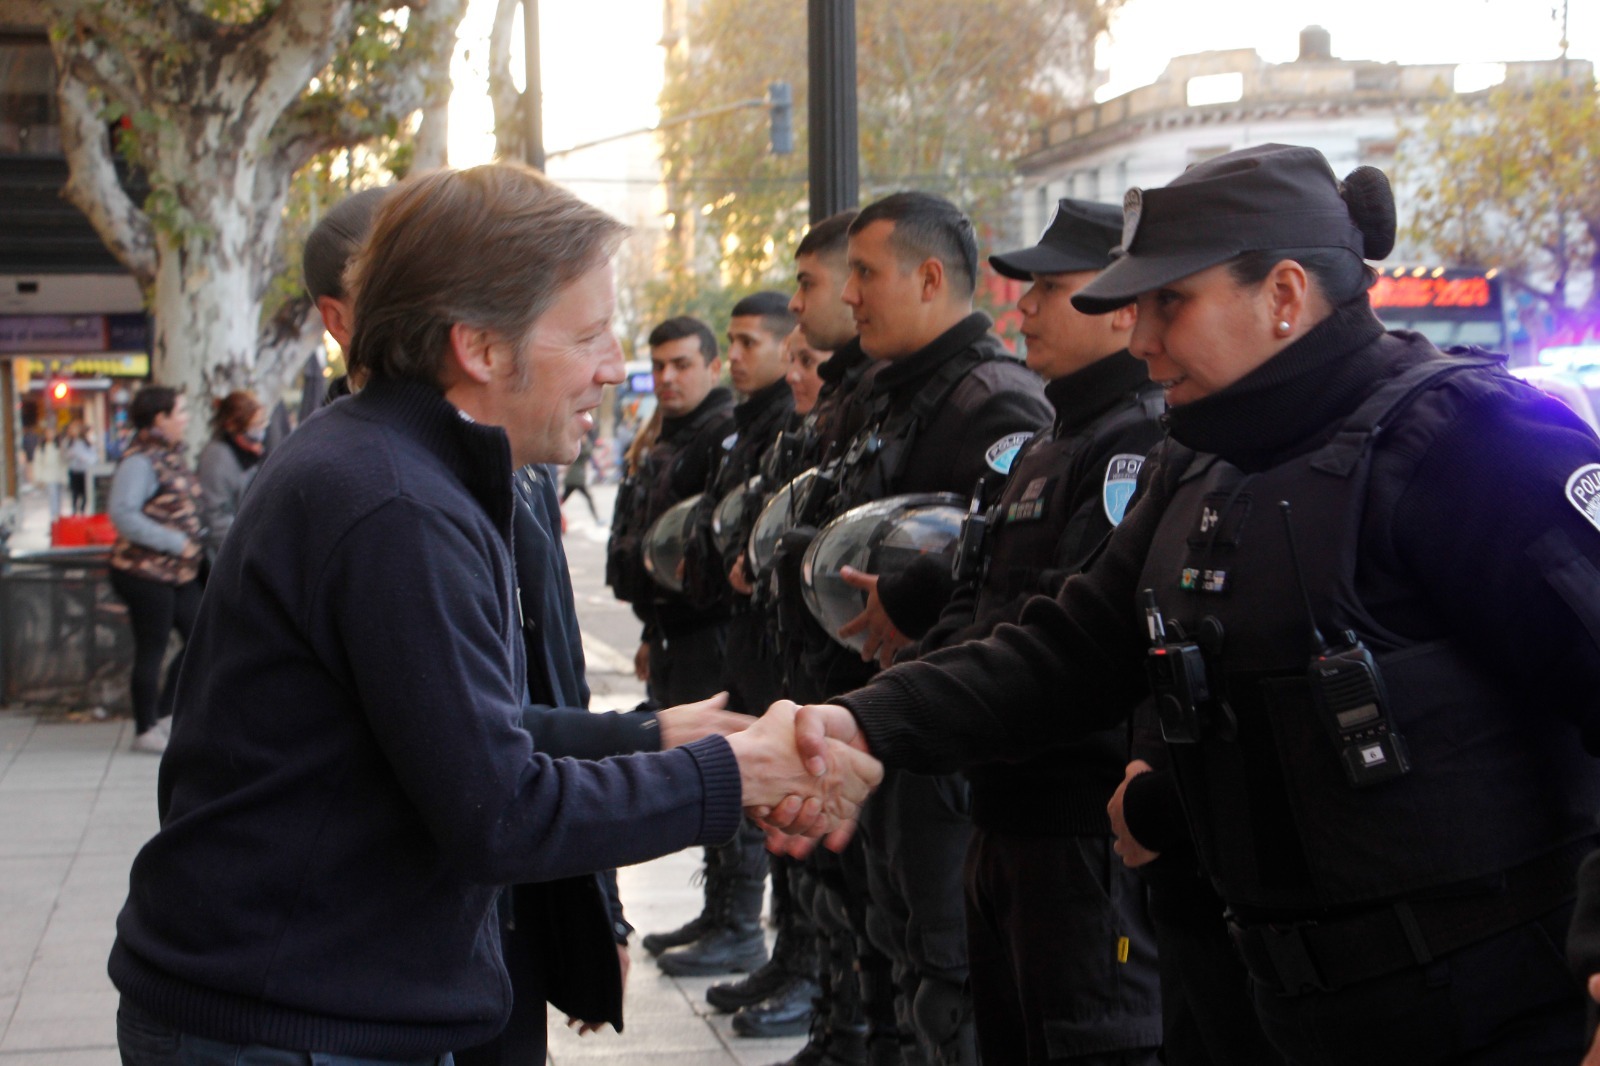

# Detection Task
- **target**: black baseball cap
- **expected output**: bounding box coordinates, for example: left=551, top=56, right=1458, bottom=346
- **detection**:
left=989, top=198, right=1123, bottom=281
left=1072, top=144, right=1367, bottom=314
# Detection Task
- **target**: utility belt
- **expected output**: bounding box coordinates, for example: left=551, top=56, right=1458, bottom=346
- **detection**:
left=1228, top=840, right=1590, bottom=995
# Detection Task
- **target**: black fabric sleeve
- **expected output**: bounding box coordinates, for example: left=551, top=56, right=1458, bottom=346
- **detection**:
left=600, top=869, right=633, bottom=944
left=1121, top=770, right=1188, bottom=855
left=834, top=445, right=1181, bottom=774
left=877, top=554, right=958, bottom=640
left=520, top=704, right=664, bottom=760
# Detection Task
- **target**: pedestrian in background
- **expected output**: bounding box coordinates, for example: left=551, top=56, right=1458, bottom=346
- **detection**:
left=561, top=428, right=600, bottom=522
left=65, top=421, right=98, bottom=515
left=33, top=425, right=66, bottom=523
left=197, top=389, right=267, bottom=563
left=106, top=386, right=203, bottom=755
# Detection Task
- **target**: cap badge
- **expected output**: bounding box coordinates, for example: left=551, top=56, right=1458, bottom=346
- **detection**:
left=1122, top=188, right=1143, bottom=252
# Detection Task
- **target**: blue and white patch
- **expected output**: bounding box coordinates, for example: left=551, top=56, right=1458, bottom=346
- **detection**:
left=1103, top=453, right=1145, bottom=525
left=1567, top=463, right=1600, bottom=532
left=722, top=432, right=739, bottom=452
left=985, top=432, right=1034, bottom=475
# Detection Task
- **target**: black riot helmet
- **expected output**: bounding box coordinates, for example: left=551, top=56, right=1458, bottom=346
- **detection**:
left=642, top=493, right=704, bottom=594
left=800, top=493, right=966, bottom=654
left=746, top=468, right=820, bottom=578
left=712, top=476, right=763, bottom=557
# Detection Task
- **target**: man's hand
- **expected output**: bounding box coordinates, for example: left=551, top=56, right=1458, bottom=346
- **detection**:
left=751, top=702, right=875, bottom=857
left=836, top=566, right=910, bottom=668
left=657, top=693, right=751, bottom=748
left=633, top=642, right=650, bottom=682
left=1108, top=759, right=1160, bottom=868
left=729, top=557, right=753, bottom=596
left=564, top=944, right=631, bottom=1035
left=1584, top=975, right=1600, bottom=1066
left=726, top=701, right=882, bottom=852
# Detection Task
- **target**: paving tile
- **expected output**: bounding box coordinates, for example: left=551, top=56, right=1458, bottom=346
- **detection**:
left=0, top=793, right=95, bottom=858
left=0, top=988, right=118, bottom=1052
left=0, top=1050, right=120, bottom=1066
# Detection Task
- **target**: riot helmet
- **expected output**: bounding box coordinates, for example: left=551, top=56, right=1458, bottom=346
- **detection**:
left=746, top=468, right=820, bottom=577
left=643, top=493, right=704, bottom=594
left=801, top=493, right=965, bottom=654
left=712, top=476, right=763, bottom=557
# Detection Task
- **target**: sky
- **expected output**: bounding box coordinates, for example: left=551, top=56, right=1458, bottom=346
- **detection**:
left=447, top=0, right=1598, bottom=172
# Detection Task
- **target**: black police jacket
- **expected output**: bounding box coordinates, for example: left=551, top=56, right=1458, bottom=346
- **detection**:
left=837, top=299, right=1600, bottom=918
left=605, top=387, right=736, bottom=635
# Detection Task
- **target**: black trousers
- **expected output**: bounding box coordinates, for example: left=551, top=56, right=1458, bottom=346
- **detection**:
left=109, top=569, right=201, bottom=733
left=68, top=470, right=88, bottom=514
left=964, top=830, right=1162, bottom=1064
left=645, top=623, right=725, bottom=708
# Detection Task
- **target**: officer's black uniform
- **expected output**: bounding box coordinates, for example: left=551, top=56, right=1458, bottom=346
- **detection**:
left=909, top=351, right=1167, bottom=1065
left=606, top=386, right=736, bottom=708
left=841, top=310, right=1600, bottom=1065
left=830, top=145, right=1600, bottom=1065
left=659, top=377, right=796, bottom=981
left=816, top=312, right=1052, bottom=1065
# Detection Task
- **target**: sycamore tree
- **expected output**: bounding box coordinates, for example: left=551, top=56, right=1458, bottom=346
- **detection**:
left=650, top=0, right=1119, bottom=324
left=1399, top=75, right=1600, bottom=346
left=48, top=0, right=466, bottom=426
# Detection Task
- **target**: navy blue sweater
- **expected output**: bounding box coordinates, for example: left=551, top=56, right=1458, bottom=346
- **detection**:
left=108, top=378, right=742, bottom=1058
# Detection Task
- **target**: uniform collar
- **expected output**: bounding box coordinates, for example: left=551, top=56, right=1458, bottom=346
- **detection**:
left=872, top=313, right=994, bottom=396
left=661, top=387, right=734, bottom=439
left=1045, top=350, right=1151, bottom=435
left=1164, top=298, right=1395, bottom=471
left=735, top=377, right=795, bottom=429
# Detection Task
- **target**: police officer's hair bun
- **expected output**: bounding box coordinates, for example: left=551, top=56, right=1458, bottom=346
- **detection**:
left=1339, top=166, right=1396, bottom=261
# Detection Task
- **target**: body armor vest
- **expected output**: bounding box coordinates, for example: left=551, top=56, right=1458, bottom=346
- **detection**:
left=1139, top=357, right=1600, bottom=913
left=974, top=385, right=1164, bottom=616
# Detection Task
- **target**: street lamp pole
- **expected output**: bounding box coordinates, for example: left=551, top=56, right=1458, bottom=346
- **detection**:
left=807, top=0, right=859, bottom=223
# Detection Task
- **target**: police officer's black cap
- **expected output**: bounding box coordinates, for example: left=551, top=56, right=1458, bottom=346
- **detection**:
left=989, top=198, right=1123, bottom=281
left=1072, top=144, right=1367, bottom=314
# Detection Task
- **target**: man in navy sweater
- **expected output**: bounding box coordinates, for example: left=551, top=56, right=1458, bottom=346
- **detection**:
left=109, top=164, right=879, bottom=1066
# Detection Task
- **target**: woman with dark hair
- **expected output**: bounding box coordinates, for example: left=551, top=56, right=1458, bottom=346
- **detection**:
left=197, top=389, right=266, bottom=563
left=795, top=143, right=1600, bottom=1063
left=107, top=386, right=203, bottom=754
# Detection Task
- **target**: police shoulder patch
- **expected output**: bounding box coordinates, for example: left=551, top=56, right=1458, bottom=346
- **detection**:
left=722, top=432, right=739, bottom=452
left=985, top=432, right=1034, bottom=475
left=1566, top=463, right=1600, bottom=532
left=1103, top=453, right=1145, bottom=526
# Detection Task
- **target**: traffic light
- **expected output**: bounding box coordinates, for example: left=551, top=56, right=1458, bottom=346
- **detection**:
left=49, top=379, right=70, bottom=403
left=768, top=81, right=793, bottom=155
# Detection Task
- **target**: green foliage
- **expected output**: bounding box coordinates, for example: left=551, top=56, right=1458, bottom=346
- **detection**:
left=649, top=0, right=1118, bottom=330
left=1399, top=75, right=1600, bottom=341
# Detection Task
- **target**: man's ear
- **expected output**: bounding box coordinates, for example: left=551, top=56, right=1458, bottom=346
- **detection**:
left=448, top=323, right=498, bottom=385
left=918, top=257, right=946, bottom=303
left=316, top=296, right=354, bottom=352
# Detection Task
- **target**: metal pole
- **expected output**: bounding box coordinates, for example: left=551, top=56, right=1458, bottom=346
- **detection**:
left=807, top=0, right=859, bottom=223
left=523, top=0, right=545, bottom=171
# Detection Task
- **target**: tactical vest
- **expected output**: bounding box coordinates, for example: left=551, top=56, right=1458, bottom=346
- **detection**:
left=1140, top=357, right=1600, bottom=913
left=825, top=345, right=997, bottom=519
left=110, top=432, right=203, bottom=585
left=974, top=384, right=1165, bottom=615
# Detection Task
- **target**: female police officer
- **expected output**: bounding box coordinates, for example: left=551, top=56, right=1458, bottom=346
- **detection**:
left=783, top=143, right=1600, bottom=1064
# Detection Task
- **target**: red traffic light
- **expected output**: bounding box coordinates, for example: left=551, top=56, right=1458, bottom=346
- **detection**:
left=50, top=380, right=70, bottom=402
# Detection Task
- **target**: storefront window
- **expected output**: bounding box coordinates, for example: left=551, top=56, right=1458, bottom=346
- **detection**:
left=0, top=37, right=60, bottom=156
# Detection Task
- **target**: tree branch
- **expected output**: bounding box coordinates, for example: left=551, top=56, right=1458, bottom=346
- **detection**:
left=52, top=53, right=157, bottom=288
left=488, top=0, right=524, bottom=158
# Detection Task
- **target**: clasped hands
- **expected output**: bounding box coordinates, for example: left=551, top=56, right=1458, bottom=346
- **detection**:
left=727, top=701, right=881, bottom=855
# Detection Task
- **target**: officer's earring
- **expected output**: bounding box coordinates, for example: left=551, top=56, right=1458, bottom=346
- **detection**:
left=1276, top=320, right=1292, bottom=335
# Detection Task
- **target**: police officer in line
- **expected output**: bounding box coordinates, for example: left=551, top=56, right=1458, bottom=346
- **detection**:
left=788, top=144, right=1600, bottom=1064
left=605, top=316, right=744, bottom=962
left=850, top=199, right=1169, bottom=1064
left=806, top=191, right=1054, bottom=1065
left=658, top=293, right=799, bottom=982
left=740, top=209, right=908, bottom=1066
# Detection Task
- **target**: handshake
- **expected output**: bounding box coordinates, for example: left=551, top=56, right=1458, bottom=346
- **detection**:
left=714, top=700, right=882, bottom=853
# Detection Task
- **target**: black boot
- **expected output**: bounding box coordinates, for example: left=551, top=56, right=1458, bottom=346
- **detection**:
left=657, top=866, right=768, bottom=976
left=642, top=848, right=717, bottom=956
left=710, top=854, right=817, bottom=1011
left=733, top=974, right=822, bottom=1037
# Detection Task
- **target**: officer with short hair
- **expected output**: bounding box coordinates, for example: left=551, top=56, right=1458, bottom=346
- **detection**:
left=607, top=316, right=742, bottom=961
left=791, top=144, right=1600, bottom=1064
left=809, top=191, right=1053, bottom=1065
left=659, top=292, right=798, bottom=981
